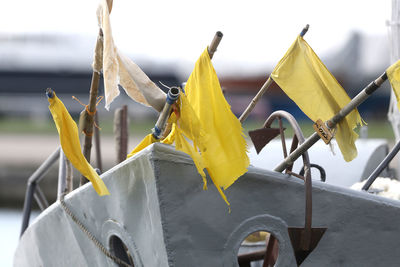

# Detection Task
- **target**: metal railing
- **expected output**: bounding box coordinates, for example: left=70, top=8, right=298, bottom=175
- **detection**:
left=19, top=147, right=71, bottom=237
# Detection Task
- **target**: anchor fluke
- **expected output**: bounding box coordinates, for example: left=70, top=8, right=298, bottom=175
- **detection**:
left=249, top=127, right=284, bottom=154
left=287, top=227, right=326, bottom=266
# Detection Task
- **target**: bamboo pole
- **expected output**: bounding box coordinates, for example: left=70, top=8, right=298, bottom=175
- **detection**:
left=94, top=112, right=103, bottom=172
left=239, top=78, right=273, bottom=122
left=114, top=105, right=129, bottom=163
left=80, top=0, right=113, bottom=185
left=239, top=25, right=309, bottom=123
left=80, top=54, right=102, bottom=185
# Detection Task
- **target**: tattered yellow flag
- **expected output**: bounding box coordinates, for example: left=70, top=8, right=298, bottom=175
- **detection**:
left=127, top=134, right=156, bottom=158
left=127, top=48, right=249, bottom=205
left=185, top=48, right=249, bottom=190
left=387, top=59, right=400, bottom=110
left=48, top=92, right=109, bottom=196
left=271, top=36, right=364, bottom=162
left=126, top=130, right=176, bottom=158
left=170, top=93, right=209, bottom=189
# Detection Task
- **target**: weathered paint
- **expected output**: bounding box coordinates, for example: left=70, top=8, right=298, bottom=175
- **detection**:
left=15, top=143, right=400, bottom=266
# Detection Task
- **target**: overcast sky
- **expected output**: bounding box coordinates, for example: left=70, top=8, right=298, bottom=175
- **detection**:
left=0, top=0, right=394, bottom=76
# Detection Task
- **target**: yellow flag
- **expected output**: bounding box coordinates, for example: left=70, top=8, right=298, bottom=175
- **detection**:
left=169, top=96, right=209, bottom=189
left=48, top=93, right=109, bottom=196
left=127, top=133, right=156, bottom=158
left=127, top=48, right=249, bottom=205
left=387, top=59, right=400, bottom=110
left=174, top=126, right=208, bottom=187
left=127, top=121, right=176, bottom=158
left=185, top=48, right=249, bottom=190
left=271, top=36, right=364, bottom=162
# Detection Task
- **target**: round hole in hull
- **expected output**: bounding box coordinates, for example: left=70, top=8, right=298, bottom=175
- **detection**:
left=237, top=231, right=279, bottom=267
left=109, top=235, right=135, bottom=267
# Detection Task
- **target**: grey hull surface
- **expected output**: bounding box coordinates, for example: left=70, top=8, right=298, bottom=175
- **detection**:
left=14, top=143, right=400, bottom=266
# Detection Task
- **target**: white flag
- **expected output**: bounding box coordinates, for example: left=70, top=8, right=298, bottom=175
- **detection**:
left=95, top=0, right=166, bottom=111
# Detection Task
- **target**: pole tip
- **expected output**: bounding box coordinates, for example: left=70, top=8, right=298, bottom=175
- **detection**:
left=300, top=24, right=310, bottom=37
left=107, top=0, right=113, bottom=13
left=216, top=31, right=223, bottom=38
left=46, top=88, right=54, bottom=98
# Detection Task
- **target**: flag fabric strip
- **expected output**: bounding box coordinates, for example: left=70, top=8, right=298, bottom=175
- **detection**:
left=387, top=59, right=400, bottom=111
left=126, top=128, right=176, bottom=159
left=271, top=36, right=364, bottom=162
left=48, top=92, right=109, bottom=196
left=126, top=133, right=157, bottom=158
left=96, top=0, right=166, bottom=111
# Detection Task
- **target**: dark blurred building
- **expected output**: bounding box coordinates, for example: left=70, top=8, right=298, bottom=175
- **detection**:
left=0, top=31, right=391, bottom=120
left=0, top=33, right=179, bottom=118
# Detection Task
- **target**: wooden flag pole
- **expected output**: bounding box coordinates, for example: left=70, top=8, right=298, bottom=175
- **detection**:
left=239, top=25, right=309, bottom=123
left=80, top=0, right=113, bottom=185
left=80, top=31, right=103, bottom=185
left=93, top=112, right=103, bottom=172
left=239, top=77, right=273, bottom=122
left=114, top=105, right=129, bottom=164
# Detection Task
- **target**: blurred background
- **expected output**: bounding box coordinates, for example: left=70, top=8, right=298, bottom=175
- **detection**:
left=0, top=0, right=397, bottom=265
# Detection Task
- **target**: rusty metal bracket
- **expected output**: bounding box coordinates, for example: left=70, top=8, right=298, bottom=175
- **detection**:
left=313, top=119, right=333, bottom=144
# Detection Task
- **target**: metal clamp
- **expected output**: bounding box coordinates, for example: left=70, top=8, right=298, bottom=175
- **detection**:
left=153, top=87, right=180, bottom=139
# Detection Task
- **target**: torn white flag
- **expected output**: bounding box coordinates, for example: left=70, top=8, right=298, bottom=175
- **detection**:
left=95, top=0, right=166, bottom=112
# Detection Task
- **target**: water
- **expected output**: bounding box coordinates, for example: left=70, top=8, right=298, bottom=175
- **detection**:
left=0, top=209, right=38, bottom=267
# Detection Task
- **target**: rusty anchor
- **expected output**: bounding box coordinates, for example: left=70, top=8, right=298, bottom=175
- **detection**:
left=249, top=110, right=327, bottom=266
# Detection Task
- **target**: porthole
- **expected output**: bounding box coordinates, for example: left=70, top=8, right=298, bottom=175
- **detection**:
left=109, top=235, right=135, bottom=267
left=237, top=230, right=279, bottom=267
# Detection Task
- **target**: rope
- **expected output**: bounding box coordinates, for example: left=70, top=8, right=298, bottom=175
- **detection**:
left=72, top=95, right=103, bottom=117
left=59, top=199, right=133, bottom=267
left=72, top=96, right=103, bottom=136
left=82, top=130, right=94, bottom=137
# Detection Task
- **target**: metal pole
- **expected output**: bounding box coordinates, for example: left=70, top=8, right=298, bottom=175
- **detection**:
left=274, top=73, right=388, bottom=172
left=57, top=149, right=67, bottom=200
left=362, top=140, right=400, bottom=190
left=239, top=25, right=309, bottom=123
left=208, top=31, right=223, bottom=59
left=20, top=147, right=60, bottom=237
left=20, top=182, right=36, bottom=237
left=34, top=185, right=49, bottom=211
left=300, top=24, right=310, bottom=37
left=28, top=147, right=61, bottom=185
left=153, top=87, right=180, bottom=139
left=65, top=158, right=73, bottom=193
